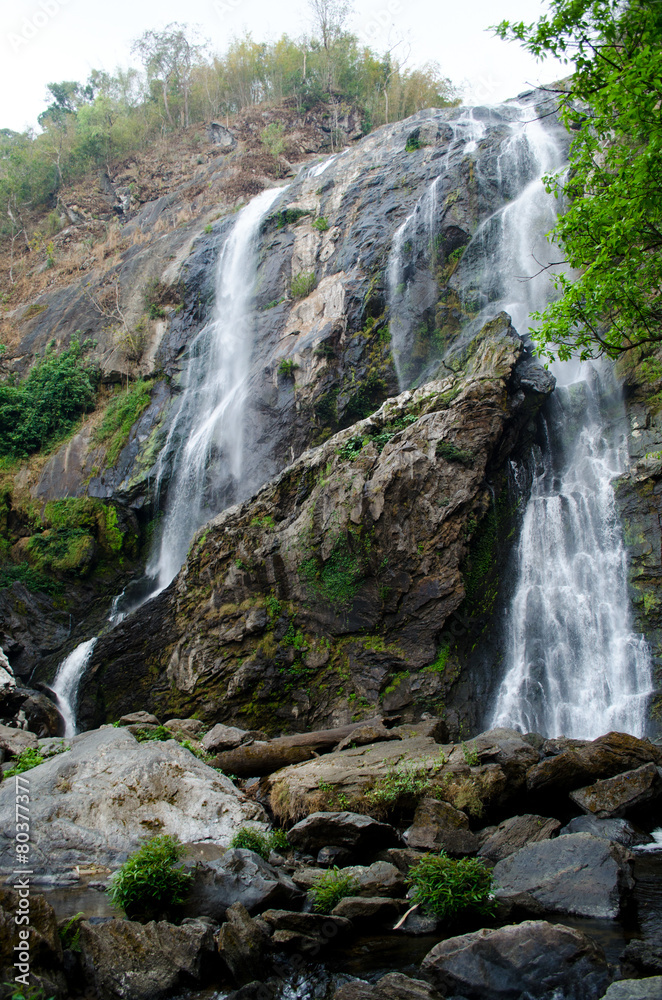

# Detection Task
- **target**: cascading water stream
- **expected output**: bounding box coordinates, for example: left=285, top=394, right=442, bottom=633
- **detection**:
left=146, top=185, right=284, bottom=596
left=387, top=110, right=487, bottom=390
left=50, top=638, right=97, bottom=736
left=49, top=185, right=284, bottom=729
left=387, top=99, right=653, bottom=737
left=490, top=363, right=654, bottom=738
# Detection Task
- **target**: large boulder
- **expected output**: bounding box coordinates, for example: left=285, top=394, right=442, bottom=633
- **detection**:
left=599, top=979, right=662, bottom=1000
left=526, top=732, right=662, bottom=795
left=492, top=833, right=634, bottom=919
left=560, top=815, right=653, bottom=847
left=335, top=973, right=444, bottom=999
left=478, top=814, right=561, bottom=863
left=569, top=764, right=662, bottom=818
left=0, top=722, right=38, bottom=757
left=286, top=812, right=399, bottom=856
left=0, top=889, right=66, bottom=998
left=182, top=849, right=303, bottom=920
left=218, top=902, right=270, bottom=986
left=261, top=731, right=445, bottom=821
left=403, top=798, right=479, bottom=854
left=421, top=920, right=611, bottom=1000
left=79, top=917, right=217, bottom=1000
left=0, top=727, right=267, bottom=870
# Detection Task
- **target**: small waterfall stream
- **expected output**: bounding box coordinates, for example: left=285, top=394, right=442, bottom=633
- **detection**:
left=50, top=185, right=283, bottom=730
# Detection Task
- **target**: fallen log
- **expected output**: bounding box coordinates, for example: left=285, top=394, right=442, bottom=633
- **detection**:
left=211, top=717, right=389, bottom=778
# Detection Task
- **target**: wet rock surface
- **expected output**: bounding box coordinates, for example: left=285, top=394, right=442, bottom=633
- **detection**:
left=421, top=920, right=611, bottom=1000
left=491, top=833, right=634, bottom=919
left=78, top=916, right=217, bottom=1000
left=182, top=849, right=303, bottom=921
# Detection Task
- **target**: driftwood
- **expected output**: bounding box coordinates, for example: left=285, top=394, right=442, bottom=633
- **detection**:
left=211, top=717, right=385, bottom=778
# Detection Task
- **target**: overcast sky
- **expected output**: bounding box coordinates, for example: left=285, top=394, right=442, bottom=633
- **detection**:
left=1, top=0, right=564, bottom=132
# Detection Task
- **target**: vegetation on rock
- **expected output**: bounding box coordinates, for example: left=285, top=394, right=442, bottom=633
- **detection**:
left=107, top=834, right=191, bottom=918
left=406, top=851, right=495, bottom=920
left=308, top=867, right=359, bottom=914
left=229, top=826, right=289, bottom=859
left=0, top=338, right=97, bottom=458
left=496, top=0, right=662, bottom=359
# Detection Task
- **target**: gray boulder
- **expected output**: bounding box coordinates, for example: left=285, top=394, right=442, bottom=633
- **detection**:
left=560, top=815, right=653, bottom=847
left=218, top=902, right=270, bottom=986
left=422, top=919, right=610, bottom=999
left=620, top=939, right=662, bottom=978
left=404, top=798, right=479, bottom=855
left=478, top=814, right=561, bottom=863
left=0, top=727, right=267, bottom=870
left=203, top=723, right=249, bottom=753
left=492, top=833, right=634, bottom=919
left=79, top=917, right=217, bottom=1000
left=331, top=895, right=402, bottom=924
left=569, top=764, right=662, bottom=818
left=287, top=811, right=398, bottom=856
left=600, top=979, right=662, bottom=1000
left=118, top=711, right=160, bottom=726
left=335, top=973, right=445, bottom=998
left=182, top=849, right=303, bottom=920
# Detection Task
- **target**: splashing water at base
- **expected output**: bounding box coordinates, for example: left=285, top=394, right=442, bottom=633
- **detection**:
left=50, top=638, right=97, bottom=736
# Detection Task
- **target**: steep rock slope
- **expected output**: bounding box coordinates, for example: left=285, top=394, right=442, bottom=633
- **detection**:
left=78, top=317, right=553, bottom=732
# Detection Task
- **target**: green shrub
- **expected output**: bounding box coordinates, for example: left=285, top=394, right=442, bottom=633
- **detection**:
left=0, top=337, right=98, bottom=458
left=461, top=741, right=480, bottom=767
left=93, top=379, right=153, bottom=466
left=133, top=725, right=172, bottom=742
left=291, top=271, right=317, bottom=299
left=405, top=134, right=425, bottom=152
left=308, top=867, right=358, bottom=914
left=0, top=562, right=62, bottom=596
left=277, top=358, right=299, bottom=378
left=107, top=834, right=191, bottom=918
left=435, top=440, right=473, bottom=466
left=312, top=216, right=330, bottom=232
left=406, top=852, right=495, bottom=920
left=230, top=826, right=290, bottom=859
left=5, top=743, right=68, bottom=778
left=261, top=121, right=286, bottom=157
left=59, top=911, right=84, bottom=952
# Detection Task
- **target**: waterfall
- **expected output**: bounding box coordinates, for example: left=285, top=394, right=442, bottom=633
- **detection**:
left=51, top=638, right=97, bottom=737
left=146, top=185, right=284, bottom=596
left=388, top=110, right=488, bottom=390
left=48, top=185, right=284, bottom=732
left=491, top=363, right=654, bottom=738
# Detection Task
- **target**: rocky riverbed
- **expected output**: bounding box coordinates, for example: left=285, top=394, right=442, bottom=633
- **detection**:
left=1, top=709, right=661, bottom=1000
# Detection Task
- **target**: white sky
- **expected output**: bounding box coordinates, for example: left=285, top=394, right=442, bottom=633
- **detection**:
left=0, top=0, right=565, bottom=132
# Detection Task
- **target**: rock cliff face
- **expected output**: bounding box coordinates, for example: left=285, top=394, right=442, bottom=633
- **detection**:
left=5, top=90, right=660, bottom=738
left=78, top=317, right=553, bottom=732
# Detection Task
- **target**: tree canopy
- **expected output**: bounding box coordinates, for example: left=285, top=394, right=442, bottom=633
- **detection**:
left=0, top=21, right=458, bottom=243
left=496, top=0, right=662, bottom=361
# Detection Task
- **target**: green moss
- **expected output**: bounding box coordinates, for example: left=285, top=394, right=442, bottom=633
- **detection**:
left=93, top=380, right=153, bottom=467
left=291, top=271, right=317, bottom=299
left=270, top=208, right=311, bottom=229
left=312, top=216, right=330, bottom=232
left=25, top=498, right=137, bottom=578
left=436, top=440, right=474, bottom=466
left=301, top=531, right=366, bottom=609
left=426, top=643, right=450, bottom=674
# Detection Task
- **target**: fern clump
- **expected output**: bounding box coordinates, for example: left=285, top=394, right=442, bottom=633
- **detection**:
left=308, top=867, right=358, bottom=914
left=107, top=834, right=191, bottom=919
left=406, top=852, right=494, bottom=920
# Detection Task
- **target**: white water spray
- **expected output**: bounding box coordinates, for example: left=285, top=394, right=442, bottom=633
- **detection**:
left=48, top=186, right=284, bottom=733
left=50, top=638, right=97, bottom=736
left=491, top=364, right=654, bottom=738
left=147, top=185, right=284, bottom=594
